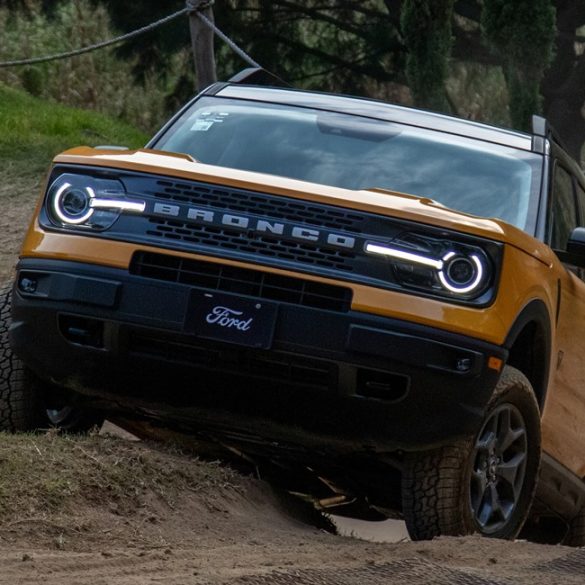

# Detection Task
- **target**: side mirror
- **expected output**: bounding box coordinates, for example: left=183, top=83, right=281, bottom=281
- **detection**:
left=568, top=227, right=585, bottom=255
left=564, top=227, right=585, bottom=268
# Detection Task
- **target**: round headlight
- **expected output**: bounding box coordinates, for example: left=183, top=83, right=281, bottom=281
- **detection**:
left=52, top=183, right=95, bottom=225
left=438, top=251, right=484, bottom=294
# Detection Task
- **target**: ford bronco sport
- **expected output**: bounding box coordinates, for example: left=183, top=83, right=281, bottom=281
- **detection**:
left=3, top=69, right=585, bottom=543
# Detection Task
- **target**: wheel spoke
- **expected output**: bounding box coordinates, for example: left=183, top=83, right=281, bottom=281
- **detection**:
left=496, top=408, right=525, bottom=454
left=476, top=430, right=497, bottom=454
left=496, top=452, right=526, bottom=493
left=487, top=483, right=504, bottom=522
left=477, top=482, right=504, bottom=528
left=477, top=498, right=491, bottom=527
left=471, top=470, right=488, bottom=514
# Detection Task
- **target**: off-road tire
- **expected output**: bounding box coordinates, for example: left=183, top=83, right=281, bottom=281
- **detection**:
left=564, top=508, right=585, bottom=547
left=0, top=284, right=102, bottom=432
left=0, top=284, right=45, bottom=431
left=402, top=365, right=541, bottom=541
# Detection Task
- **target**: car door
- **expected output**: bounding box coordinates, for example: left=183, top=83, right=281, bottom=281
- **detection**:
left=541, top=160, right=585, bottom=478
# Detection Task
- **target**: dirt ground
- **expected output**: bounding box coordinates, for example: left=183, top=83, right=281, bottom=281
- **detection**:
left=0, top=429, right=583, bottom=585
left=1, top=172, right=584, bottom=585
left=0, top=171, right=40, bottom=281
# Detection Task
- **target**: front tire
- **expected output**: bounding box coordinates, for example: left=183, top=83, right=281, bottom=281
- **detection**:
left=402, top=366, right=541, bottom=541
left=0, top=284, right=102, bottom=432
left=0, top=284, right=44, bottom=431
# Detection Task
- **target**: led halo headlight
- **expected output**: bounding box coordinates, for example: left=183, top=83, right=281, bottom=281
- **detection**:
left=45, top=173, right=146, bottom=230
left=51, top=183, right=95, bottom=225
left=438, top=251, right=484, bottom=294
left=365, top=240, right=489, bottom=298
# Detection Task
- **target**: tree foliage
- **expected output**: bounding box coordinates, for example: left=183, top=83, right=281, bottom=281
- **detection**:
left=482, top=0, right=556, bottom=130
left=401, top=0, right=454, bottom=111
left=3, top=0, right=585, bottom=158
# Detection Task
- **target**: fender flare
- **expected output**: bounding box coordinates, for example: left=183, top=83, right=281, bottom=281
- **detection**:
left=504, top=299, right=552, bottom=410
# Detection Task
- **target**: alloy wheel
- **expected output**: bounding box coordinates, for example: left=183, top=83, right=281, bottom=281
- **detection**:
left=469, top=403, right=528, bottom=534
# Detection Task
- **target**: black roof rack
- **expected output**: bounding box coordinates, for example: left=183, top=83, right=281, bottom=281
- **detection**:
left=228, top=67, right=290, bottom=88
left=532, top=114, right=568, bottom=151
left=532, top=115, right=548, bottom=138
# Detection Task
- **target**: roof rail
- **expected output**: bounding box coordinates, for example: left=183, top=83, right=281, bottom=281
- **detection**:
left=228, top=67, right=290, bottom=88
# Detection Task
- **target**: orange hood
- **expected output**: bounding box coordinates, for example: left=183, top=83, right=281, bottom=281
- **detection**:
left=53, top=147, right=555, bottom=266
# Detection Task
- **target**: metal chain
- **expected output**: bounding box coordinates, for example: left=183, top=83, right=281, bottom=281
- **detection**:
left=0, top=2, right=260, bottom=72
left=0, top=8, right=190, bottom=68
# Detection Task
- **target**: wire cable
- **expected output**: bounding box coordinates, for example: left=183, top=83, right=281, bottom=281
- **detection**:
left=0, top=2, right=260, bottom=70
left=0, top=8, right=189, bottom=68
left=187, top=2, right=261, bottom=69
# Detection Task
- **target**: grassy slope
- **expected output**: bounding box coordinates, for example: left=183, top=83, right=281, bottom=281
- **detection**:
left=0, top=82, right=148, bottom=177
left=0, top=83, right=148, bottom=278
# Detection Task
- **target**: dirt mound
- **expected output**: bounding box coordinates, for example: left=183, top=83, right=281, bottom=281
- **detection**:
left=0, top=431, right=582, bottom=585
left=0, top=431, right=326, bottom=553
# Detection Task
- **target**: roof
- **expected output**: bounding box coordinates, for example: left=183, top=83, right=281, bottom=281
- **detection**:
left=213, top=84, right=534, bottom=152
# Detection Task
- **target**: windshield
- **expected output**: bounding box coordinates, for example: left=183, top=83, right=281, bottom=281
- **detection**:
left=154, top=97, right=543, bottom=232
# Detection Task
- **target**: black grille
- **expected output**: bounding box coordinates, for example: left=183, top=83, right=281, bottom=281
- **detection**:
left=145, top=218, right=355, bottom=272
left=151, top=179, right=365, bottom=232
left=128, top=331, right=336, bottom=391
left=44, top=166, right=502, bottom=305
left=130, top=251, right=352, bottom=313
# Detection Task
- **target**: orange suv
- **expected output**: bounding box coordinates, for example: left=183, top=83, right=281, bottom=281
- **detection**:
left=4, top=70, right=585, bottom=544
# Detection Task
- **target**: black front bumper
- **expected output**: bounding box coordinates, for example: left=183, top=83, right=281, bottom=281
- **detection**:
left=11, top=258, right=507, bottom=453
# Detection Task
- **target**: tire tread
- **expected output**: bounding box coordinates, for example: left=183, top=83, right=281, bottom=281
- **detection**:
left=402, top=366, right=541, bottom=541
left=0, top=284, right=43, bottom=431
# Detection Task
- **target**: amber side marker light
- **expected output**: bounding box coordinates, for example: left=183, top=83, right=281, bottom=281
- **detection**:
left=488, top=356, right=503, bottom=372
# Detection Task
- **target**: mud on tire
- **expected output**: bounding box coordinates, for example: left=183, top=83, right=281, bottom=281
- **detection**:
left=402, top=365, right=541, bottom=541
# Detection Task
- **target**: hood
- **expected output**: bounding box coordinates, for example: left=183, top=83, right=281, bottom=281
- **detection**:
left=53, top=147, right=555, bottom=266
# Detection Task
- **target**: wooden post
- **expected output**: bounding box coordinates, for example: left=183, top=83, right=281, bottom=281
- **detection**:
left=188, top=1, right=217, bottom=91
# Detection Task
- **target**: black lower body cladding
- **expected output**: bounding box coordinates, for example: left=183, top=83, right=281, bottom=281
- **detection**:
left=10, top=258, right=507, bottom=453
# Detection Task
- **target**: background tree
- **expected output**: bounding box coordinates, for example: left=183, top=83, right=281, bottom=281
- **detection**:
left=401, top=0, right=454, bottom=112
left=2, top=0, right=585, bottom=159
left=482, top=0, right=555, bottom=132
left=541, top=1, right=585, bottom=159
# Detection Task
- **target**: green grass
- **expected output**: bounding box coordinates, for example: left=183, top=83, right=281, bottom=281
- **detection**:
left=0, top=82, right=148, bottom=177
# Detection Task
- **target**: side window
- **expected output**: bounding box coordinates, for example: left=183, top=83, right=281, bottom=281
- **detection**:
left=551, top=165, right=577, bottom=251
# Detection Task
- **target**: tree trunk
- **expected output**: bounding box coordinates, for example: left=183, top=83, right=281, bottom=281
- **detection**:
left=541, top=0, right=585, bottom=161
left=189, top=2, right=217, bottom=92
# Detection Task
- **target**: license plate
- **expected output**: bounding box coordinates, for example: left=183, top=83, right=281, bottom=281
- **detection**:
left=186, top=291, right=278, bottom=349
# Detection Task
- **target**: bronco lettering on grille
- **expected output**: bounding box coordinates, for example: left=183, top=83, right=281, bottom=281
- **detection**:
left=151, top=203, right=357, bottom=250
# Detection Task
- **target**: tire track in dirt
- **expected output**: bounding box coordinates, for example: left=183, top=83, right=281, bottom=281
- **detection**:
left=2, top=544, right=585, bottom=585
left=221, top=549, right=585, bottom=585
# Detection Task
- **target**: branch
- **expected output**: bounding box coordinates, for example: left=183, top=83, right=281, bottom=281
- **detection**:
left=289, top=53, right=389, bottom=82
left=454, top=0, right=482, bottom=23
left=265, top=1, right=381, bottom=38
left=382, top=0, right=404, bottom=28
left=451, top=25, right=500, bottom=65
left=256, top=32, right=399, bottom=82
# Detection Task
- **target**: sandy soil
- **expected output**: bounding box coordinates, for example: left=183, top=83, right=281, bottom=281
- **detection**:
left=0, top=430, right=583, bottom=585
left=0, top=171, right=40, bottom=280
left=1, top=172, right=584, bottom=585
